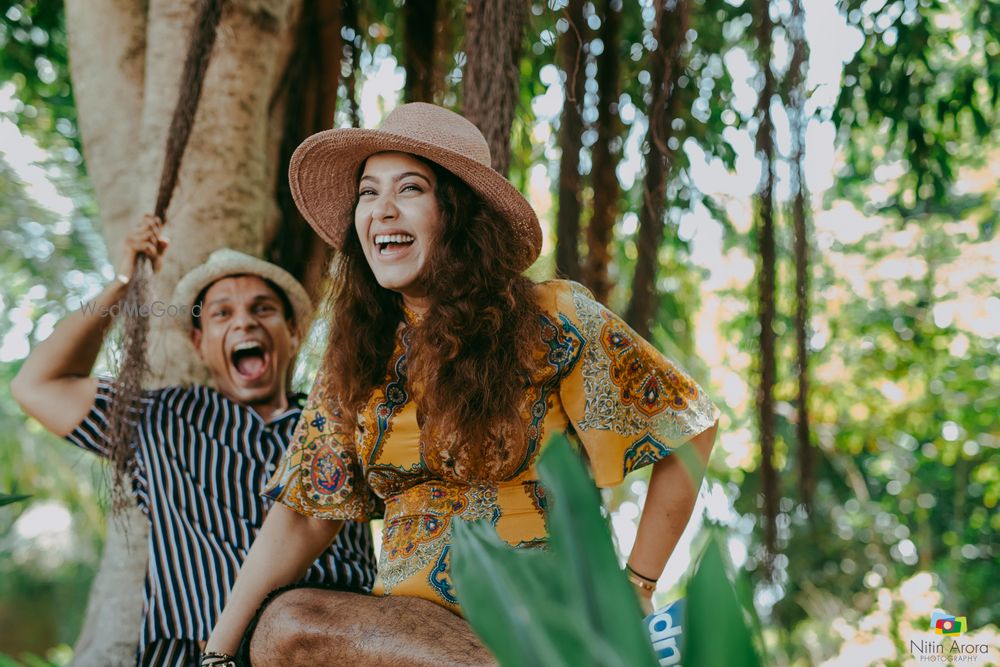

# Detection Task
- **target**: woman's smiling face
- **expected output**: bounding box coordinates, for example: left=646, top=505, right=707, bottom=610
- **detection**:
left=354, top=152, right=442, bottom=311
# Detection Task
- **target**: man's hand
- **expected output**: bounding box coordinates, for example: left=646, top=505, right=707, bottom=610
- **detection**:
left=11, top=213, right=170, bottom=437
left=119, top=214, right=170, bottom=279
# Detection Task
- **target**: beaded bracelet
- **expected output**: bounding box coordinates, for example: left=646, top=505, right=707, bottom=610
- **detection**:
left=200, top=652, right=237, bottom=667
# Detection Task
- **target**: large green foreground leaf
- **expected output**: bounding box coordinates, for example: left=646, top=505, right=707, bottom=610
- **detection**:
left=452, top=435, right=658, bottom=667
left=684, top=536, right=762, bottom=667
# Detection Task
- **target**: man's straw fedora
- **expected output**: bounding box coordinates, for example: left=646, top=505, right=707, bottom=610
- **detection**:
left=172, top=248, right=313, bottom=337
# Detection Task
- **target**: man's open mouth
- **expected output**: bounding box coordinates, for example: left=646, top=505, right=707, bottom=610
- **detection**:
left=230, top=340, right=269, bottom=381
left=375, top=233, right=415, bottom=255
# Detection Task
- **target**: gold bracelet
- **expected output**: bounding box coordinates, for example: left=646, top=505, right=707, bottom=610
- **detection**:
left=626, top=570, right=657, bottom=593
left=625, top=562, right=658, bottom=584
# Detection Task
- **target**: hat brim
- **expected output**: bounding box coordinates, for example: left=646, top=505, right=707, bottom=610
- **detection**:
left=171, top=250, right=314, bottom=339
left=289, top=128, right=542, bottom=272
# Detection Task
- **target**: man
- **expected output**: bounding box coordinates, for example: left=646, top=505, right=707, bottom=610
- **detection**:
left=11, top=215, right=376, bottom=666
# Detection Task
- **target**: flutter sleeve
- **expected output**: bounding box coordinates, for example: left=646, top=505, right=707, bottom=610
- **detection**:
left=263, top=373, right=380, bottom=521
left=553, top=281, right=720, bottom=488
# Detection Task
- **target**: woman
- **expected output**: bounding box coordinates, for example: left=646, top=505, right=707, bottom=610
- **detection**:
left=204, top=103, right=719, bottom=664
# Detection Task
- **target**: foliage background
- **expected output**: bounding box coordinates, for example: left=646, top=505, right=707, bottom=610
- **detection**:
left=0, top=0, right=997, bottom=665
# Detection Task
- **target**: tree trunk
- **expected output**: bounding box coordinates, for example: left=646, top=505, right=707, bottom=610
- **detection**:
left=554, top=0, right=587, bottom=281
left=403, top=0, right=439, bottom=103
left=753, top=0, right=779, bottom=564
left=624, top=0, right=689, bottom=338
left=461, top=0, right=528, bottom=176
left=583, top=0, right=622, bottom=305
left=65, top=1, right=304, bottom=663
left=342, top=0, right=362, bottom=127
left=433, top=0, right=458, bottom=103
left=266, top=0, right=342, bottom=298
left=788, top=0, right=813, bottom=512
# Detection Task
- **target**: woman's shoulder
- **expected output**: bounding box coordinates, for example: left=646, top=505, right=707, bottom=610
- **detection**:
left=531, top=279, right=602, bottom=321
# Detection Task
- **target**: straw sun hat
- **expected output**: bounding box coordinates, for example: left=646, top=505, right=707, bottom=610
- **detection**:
left=172, top=248, right=313, bottom=338
left=288, top=102, right=542, bottom=272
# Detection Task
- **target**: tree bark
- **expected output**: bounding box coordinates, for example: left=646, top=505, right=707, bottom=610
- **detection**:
left=64, top=1, right=303, bottom=663
left=583, top=0, right=622, bottom=304
left=342, top=0, right=362, bottom=127
left=624, top=0, right=689, bottom=338
left=64, top=0, right=146, bottom=259
left=753, top=0, right=779, bottom=565
left=788, top=0, right=813, bottom=512
left=583, top=0, right=621, bottom=305
left=266, top=0, right=341, bottom=299
left=461, top=0, right=528, bottom=176
left=554, top=0, right=587, bottom=282
left=403, top=0, right=439, bottom=103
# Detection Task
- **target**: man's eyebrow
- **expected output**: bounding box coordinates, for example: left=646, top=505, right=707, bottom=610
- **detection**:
left=206, top=292, right=279, bottom=306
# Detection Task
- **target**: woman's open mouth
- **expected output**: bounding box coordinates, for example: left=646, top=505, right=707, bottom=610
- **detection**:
left=375, top=233, right=415, bottom=256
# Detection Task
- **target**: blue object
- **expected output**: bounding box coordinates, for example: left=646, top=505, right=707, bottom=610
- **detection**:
left=645, top=598, right=686, bottom=666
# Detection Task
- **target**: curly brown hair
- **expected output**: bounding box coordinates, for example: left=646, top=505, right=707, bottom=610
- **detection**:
left=322, top=157, right=543, bottom=483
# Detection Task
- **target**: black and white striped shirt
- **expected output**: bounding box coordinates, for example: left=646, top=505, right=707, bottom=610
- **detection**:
left=66, top=379, right=376, bottom=653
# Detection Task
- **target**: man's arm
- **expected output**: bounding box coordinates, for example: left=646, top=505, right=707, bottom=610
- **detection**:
left=10, top=214, right=167, bottom=436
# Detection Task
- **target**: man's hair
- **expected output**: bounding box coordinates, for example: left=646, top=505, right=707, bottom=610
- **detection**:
left=191, top=275, right=295, bottom=330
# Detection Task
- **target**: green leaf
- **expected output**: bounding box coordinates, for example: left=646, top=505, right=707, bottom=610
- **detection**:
left=0, top=492, right=31, bottom=507
left=451, top=435, right=658, bottom=667
left=536, top=434, right=657, bottom=659
left=685, top=536, right=762, bottom=667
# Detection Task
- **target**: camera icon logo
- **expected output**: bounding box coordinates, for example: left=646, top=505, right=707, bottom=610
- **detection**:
left=930, top=611, right=966, bottom=636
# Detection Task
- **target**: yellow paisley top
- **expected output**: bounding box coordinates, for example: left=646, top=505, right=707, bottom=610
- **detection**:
left=263, top=280, right=719, bottom=614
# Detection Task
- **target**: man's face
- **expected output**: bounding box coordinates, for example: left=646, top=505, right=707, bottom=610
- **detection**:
left=189, top=275, right=298, bottom=408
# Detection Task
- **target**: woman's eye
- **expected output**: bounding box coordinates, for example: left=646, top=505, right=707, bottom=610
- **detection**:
left=401, top=183, right=421, bottom=193
left=358, top=188, right=376, bottom=197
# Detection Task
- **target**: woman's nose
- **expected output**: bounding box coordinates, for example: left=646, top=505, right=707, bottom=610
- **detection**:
left=371, top=193, right=398, bottom=222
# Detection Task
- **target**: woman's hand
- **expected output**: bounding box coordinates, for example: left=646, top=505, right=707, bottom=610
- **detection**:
left=632, top=581, right=655, bottom=616
left=118, top=214, right=169, bottom=279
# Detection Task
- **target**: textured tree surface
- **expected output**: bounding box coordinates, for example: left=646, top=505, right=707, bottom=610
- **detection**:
left=582, top=0, right=622, bottom=305
left=461, top=0, right=527, bottom=176
left=64, top=0, right=312, bottom=662
left=403, top=0, right=439, bottom=103
left=787, top=0, right=813, bottom=511
left=752, top=0, right=778, bottom=564
left=554, top=0, right=586, bottom=282
left=624, top=0, right=690, bottom=338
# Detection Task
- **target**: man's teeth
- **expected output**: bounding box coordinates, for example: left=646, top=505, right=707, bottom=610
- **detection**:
left=233, top=341, right=263, bottom=352
left=374, top=234, right=415, bottom=245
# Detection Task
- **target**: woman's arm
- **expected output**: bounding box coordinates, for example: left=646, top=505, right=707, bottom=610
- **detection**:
left=205, top=503, right=344, bottom=655
left=627, top=422, right=718, bottom=613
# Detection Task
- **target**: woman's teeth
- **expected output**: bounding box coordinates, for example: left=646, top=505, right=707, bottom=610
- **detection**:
left=375, top=233, right=415, bottom=254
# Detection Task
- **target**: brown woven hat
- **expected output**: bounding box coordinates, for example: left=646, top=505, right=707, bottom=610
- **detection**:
left=288, top=102, right=542, bottom=271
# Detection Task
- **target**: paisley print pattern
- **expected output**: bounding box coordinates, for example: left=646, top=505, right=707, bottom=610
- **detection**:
left=264, top=280, right=719, bottom=612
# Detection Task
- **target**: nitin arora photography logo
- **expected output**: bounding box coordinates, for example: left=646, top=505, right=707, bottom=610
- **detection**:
left=909, top=610, right=991, bottom=663
left=931, top=612, right=967, bottom=637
